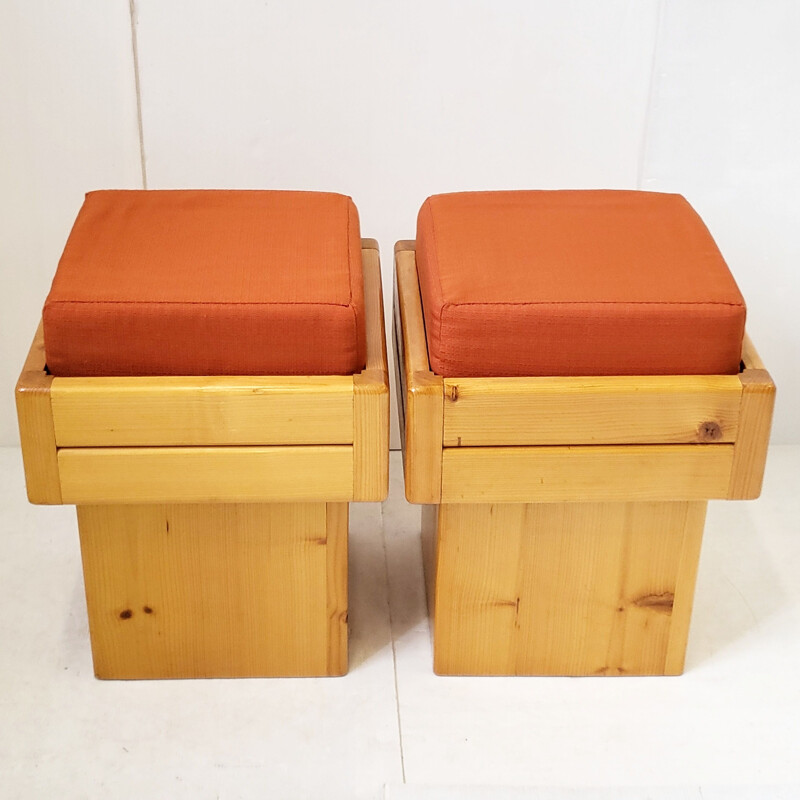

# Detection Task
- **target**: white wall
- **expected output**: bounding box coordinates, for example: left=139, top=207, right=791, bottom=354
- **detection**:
left=2, top=0, right=798, bottom=445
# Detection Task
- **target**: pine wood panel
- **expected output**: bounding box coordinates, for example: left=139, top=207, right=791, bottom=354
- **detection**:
left=394, top=243, right=444, bottom=503
left=443, top=374, right=742, bottom=447
left=728, top=336, right=776, bottom=499
left=429, top=500, right=707, bottom=676
left=58, top=445, right=353, bottom=504
left=77, top=501, right=348, bottom=678
left=14, top=323, right=61, bottom=503
left=50, top=375, right=354, bottom=447
left=441, top=444, right=733, bottom=503
left=353, top=243, right=389, bottom=501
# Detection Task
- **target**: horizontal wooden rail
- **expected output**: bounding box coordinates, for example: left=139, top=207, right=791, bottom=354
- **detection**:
left=441, top=444, right=734, bottom=503
left=443, top=374, right=742, bottom=447
left=58, top=445, right=354, bottom=504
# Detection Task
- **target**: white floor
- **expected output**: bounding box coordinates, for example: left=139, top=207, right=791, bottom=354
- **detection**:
left=1, top=447, right=799, bottom=799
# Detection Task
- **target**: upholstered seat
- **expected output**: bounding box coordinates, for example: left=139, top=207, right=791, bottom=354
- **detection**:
left=416, top=190, right=746, bottom=377
left=43, top=190, right=366, bottom=377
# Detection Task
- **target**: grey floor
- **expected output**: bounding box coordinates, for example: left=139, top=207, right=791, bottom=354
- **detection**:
left=1, top=447, right=799, bottom=799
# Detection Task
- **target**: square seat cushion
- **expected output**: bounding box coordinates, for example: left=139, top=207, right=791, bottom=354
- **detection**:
left=415, top=190, right=746, bottom=377
left=43, top=190, right=366, bottom=376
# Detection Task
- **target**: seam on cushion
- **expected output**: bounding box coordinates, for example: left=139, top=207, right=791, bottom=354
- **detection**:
left=45, top=299, right=355, bottom=307
left=439, top=300, right=745, bottom=307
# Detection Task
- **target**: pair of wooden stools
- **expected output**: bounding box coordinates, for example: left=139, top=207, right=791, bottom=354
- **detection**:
left=16, top=189, right=774, bottom=679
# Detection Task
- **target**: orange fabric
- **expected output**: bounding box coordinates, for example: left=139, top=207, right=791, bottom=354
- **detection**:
left=416, top=190, right=746, bottom=377
left=43, top=190, right=366, bottom=377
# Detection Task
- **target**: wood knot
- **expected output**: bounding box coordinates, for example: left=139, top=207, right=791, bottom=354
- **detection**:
left=119, top=609, right=133, bottom=620
left=698, top=421, right=722, bottom=441
left=447, top=385, right=459, bottom=402
left=632, top=592, right=674, bottom=614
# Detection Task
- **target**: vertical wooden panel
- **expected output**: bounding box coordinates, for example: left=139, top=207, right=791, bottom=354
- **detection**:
left=77, top=502, right=348, bottom=679
left=353, top=244, right=389, bottom=501
left=430, top=500, right=707, bottom=676
left=15, top=324, right=60, bottom=503
left=394, top=245, right=443, bottom=503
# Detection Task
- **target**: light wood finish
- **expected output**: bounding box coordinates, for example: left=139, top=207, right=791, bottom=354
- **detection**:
left=353, top=244, right=390, bottom=501
left=420, top=505, right=439, bottom=623
left=77, top=501, right=348, bottom=678
left=49, top=242, right=388, bottom=453
left=394, top=247, right=443, bottom=503
left=59, top=446, right=353, bottom=504
left=441, top=444, right=734, bottom=503
left=393, top=243, right=774, bottom=507
left=18, top=243, right=388, bottom=508
left=395, top=239, right=774, bottom=678
left=728, top=335, right=776, bottom=499
left=443, top=375, right=742, bottom=447
left=51, top=376, right=354, bottom=447
left=15, top=324, right=61, bottom=503
left=426, top=500, right=707, bottom=676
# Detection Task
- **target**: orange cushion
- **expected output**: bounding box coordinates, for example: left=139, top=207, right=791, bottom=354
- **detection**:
left=416, top=191, right=746, bottom=377
left=43, top=190, right=366, bottom=377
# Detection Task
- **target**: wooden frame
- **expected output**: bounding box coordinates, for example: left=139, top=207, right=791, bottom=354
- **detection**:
left=16, top=241, right=389, bottom=505
left=395, top=240, right=776, bottom=677
left=394, top=243, right=775, bottom=504
left=16, top=240, right=388, bottom=679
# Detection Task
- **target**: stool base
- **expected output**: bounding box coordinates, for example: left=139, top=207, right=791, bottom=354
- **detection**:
left=423, top=501, right=706, bottom=676
left=77, top=502, right=348, bottom=679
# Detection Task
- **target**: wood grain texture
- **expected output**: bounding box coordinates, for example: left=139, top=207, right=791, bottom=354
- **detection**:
left=420, top=504, right=439, bottom=624
left=728, top=366, right=776, bottom=499
left=441, top=444, right=733, bottom=503
left=428, top=500, right=707, bottom=676
left=353, top=245, right=389, bottom=501
left=443, top=375, right=742, bottom=447
left=77, top=502, right=348, bottom=678
left=394, top=247, right=443, bottom=503
left=51, top=375, right=354, bottom=447
left=59, top=446, right=353, bottom=504
left=15, top=323, right=61, bottom=503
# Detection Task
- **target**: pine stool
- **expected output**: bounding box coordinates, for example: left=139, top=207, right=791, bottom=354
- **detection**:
left=16, top=190, right=389, bottom=679
left=394, top=191, right=775, bottom=676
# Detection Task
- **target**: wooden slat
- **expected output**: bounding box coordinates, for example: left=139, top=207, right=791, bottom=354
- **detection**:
left=664, top=501, right=707, bottom=675
left=741, top=333, right=765, bottom=370
left=15, top=323, right=61, bottom=503
left=728, top=367, right=776, bottom=499
left=395, top=247, right=444, bottom=503
left=59, top=446, right=353, bottom=504
left=51, top=376, right=353, bottom=447
left=441, top=444, right=734, bottom=503
left=325, top=502, right=349, bottom=675
left=443, top=375, right=742, bottom=447
left=353, top=245, right=390, bottom=501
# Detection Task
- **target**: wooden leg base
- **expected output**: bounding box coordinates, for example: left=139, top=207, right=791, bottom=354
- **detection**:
left=77, top=502, right=348, bottom=679
left=422, top=501, right=706, bottom=676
